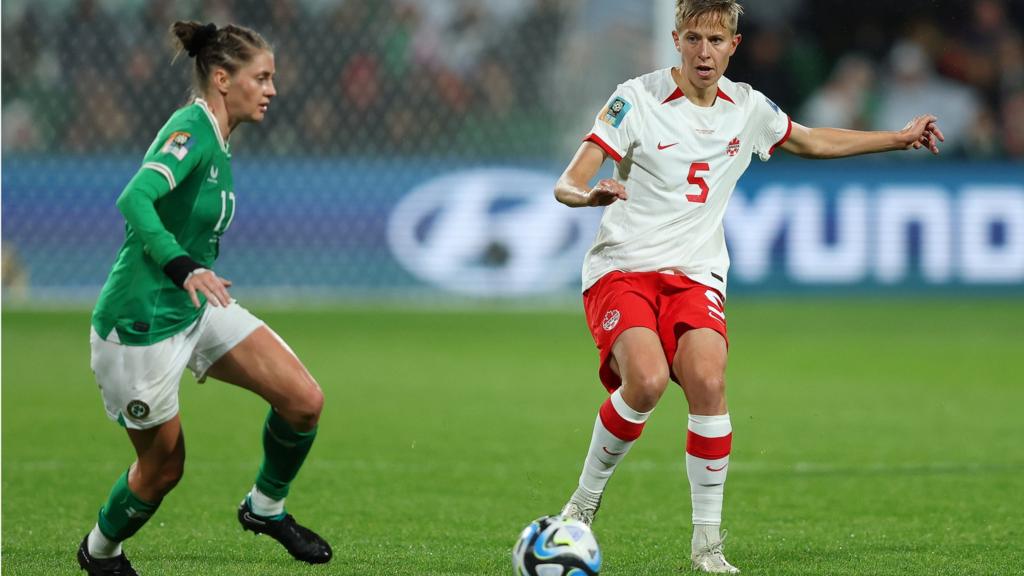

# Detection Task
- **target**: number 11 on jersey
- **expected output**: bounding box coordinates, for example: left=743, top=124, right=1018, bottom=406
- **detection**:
left=213, top=190, right=236, bottom=234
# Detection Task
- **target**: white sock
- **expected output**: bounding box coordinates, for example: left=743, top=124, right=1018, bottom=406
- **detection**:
left=685, top=413, right=732, bottom=526
left=87, top=524, right=121, bottom=559
left=247, top=485, right=285, bottom=517
left=577, top=388, right=653, bottom=493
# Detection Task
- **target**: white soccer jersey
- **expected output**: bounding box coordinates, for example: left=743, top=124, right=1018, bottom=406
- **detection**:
left=581, top=68, right=791, bottom=296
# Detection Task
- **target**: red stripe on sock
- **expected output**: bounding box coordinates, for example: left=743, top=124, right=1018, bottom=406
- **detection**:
left=599, top=398, right=645, bottom=441
left=686, top=430, right=732, bottom=460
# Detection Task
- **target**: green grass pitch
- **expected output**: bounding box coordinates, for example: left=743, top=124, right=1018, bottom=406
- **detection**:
left=3, top=300, right=1022, bottom=575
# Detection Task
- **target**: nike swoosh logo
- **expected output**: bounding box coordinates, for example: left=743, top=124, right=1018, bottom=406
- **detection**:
left=706, top=463, right=728, bottom=472
left=602, top=446, right=625, bottom=456
left=243, top=512, right=267, bottom=526
left=657, top=142, right=678, bottom=150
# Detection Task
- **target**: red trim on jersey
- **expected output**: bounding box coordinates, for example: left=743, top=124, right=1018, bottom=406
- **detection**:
left=662, top=87, right=685, bottom=104
left=663, top=87, right=733, bottom=104
left=599, top=398, right=645, bottom=441
left=686, top=430, right=732, bottom=460
left=584, top=133, right=623, bottom=163
left=769, top=115, right=793, bottom=155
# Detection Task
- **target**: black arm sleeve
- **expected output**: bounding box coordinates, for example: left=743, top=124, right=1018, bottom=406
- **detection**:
left=163, top=255, right=204, bottom=289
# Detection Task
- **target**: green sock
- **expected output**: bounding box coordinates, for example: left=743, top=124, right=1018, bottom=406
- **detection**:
left=255, top=409, right=317, bottom=501
left=97, top=469, right=160, bottom=542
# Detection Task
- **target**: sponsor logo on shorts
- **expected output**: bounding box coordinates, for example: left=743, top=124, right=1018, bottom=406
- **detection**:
left=126, top=400, right=150, bottom=420
left=601, top=309, right=621, bottom=331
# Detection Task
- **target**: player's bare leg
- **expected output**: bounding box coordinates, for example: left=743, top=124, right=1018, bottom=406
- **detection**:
left=614, top=328, right=672, bottom=414
left=79, top=417, right=185, bottom=576
left=125, top=416, right=187, bottom=503
left=208, top=326, right=324, bottom=432
left=563, top=327, right=666, bottom=525
left=674, top=328, right=738, bottom=573
left=206, top=326, right=332, bottom=564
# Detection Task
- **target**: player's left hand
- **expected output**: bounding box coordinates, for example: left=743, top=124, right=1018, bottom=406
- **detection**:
left=184, top=269, right=233, bottom=308
left=900, top=114, right=945, bottom=155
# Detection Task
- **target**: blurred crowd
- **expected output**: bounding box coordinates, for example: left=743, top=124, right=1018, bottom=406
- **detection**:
left=2, top=0, right=567, bottom=157
left=3, top=0, right=1023, bottom=159
left=730, top=0, right=1024, bottom=159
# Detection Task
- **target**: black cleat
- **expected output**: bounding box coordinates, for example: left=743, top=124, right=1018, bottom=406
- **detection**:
left=238, top=500, right=332, bottom=564
left=77, top=535, right=138, bottom=576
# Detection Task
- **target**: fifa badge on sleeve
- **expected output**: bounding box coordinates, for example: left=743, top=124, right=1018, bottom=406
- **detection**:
left=599, top=97, right=632, bottom=128
left=161, top=131, right=193, bottom=161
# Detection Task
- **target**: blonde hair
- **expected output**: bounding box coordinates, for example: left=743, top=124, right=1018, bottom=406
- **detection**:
left=675, top=0, right=744, bottom=34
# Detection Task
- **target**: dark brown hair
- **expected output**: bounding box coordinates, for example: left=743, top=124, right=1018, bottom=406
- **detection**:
left=170, top=21, right=271, bottom=97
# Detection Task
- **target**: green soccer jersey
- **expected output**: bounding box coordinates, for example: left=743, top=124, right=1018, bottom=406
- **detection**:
left=92, top=99, right=235, bottom=345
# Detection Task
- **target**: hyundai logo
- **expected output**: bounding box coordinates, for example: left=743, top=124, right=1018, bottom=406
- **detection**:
left=387, top=168, right=599, bottom=296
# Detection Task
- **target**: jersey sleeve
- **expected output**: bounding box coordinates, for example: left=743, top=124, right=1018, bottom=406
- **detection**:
left=115, top=168, right=190, bottom=267
left=117, top=117, right=211, bottom=268
left=583, top=83, right=643, bottom=162
left=140, top=119, right=209, bottom=190
left=750, top=90, right=792, bottom=162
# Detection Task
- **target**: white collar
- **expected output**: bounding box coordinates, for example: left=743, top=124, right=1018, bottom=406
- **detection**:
left=194, top=98, right=229, bottom=153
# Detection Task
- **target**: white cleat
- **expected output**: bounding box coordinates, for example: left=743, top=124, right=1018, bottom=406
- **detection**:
left=560, top=487, right=602, bottom=526
left=691, top=529, right=740, bottom=574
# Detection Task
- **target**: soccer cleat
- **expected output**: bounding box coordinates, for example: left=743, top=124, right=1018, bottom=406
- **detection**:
left=76, top=535, right=138, bottom=576
left=237, top=500, right=332, bottom=564
left=690, top=529, right=740, bottom=574
left=560, top=487, right=602, bottom=527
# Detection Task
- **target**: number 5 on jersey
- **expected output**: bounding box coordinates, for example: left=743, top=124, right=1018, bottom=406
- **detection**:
left=686, top=162, right=710, bottom=204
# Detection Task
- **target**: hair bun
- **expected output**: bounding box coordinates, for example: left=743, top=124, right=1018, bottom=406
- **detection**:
left=187, top=23, right=218, bottom=57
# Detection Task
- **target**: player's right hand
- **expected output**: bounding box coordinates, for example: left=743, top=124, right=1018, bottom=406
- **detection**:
left=900, top=114, right=945, bottom=154
left=184, top=269, right=233, bottom=308
left=587, top=179, right=628, bottom=206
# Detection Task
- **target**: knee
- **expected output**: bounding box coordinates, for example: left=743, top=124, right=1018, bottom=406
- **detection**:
left=679, top=364, right=726, bottom=403
left=286, top=382, right=324, bottom=432
left=623, top=366, right=670, bottom=412
left=143, top=457, right=184, bottom=498
left=160, top=459, right=185, bottom=492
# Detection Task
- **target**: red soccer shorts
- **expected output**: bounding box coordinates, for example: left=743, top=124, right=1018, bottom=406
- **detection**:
left=583, top=270, right=728, bottom=392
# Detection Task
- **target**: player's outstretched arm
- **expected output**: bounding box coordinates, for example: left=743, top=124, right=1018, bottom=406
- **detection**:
left=555, top=141, right=629, bottom=207
left=781, top=115, right=945, bottom=159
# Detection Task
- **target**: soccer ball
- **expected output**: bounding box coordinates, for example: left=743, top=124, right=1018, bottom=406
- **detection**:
left=512, top=515, right=601, bottom=576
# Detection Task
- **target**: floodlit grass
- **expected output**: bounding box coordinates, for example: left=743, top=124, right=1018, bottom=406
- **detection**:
left=3, top=300, right=1022, bottom=575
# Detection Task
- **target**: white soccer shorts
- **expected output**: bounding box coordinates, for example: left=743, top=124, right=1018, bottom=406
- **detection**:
left=89, top=301, right=265, bottom=430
